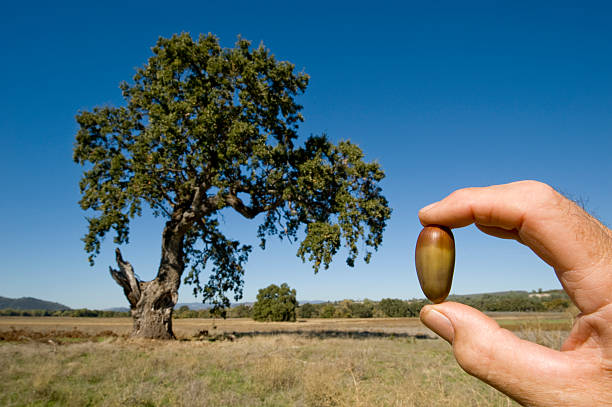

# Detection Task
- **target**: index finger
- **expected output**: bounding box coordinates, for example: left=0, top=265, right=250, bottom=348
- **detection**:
left=418, top=180, right=612, bottom=314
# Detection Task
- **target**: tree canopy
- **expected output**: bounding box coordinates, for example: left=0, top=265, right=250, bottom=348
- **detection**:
left=74, top=33, right=391, bottom=310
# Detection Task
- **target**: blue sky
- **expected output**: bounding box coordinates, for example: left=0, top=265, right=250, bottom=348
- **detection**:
left=1, top=1, right=611, bottom=309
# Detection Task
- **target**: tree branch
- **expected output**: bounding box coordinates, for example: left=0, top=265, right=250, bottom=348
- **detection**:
left=203, top=193, right=222, bottom=212
left=226, top=193, right=267, bottom=219
left=109, top=248, right=141, bottom=307
left=190, top=186, right=205, bottom=214
left=146, top=174, right=176, bottom=211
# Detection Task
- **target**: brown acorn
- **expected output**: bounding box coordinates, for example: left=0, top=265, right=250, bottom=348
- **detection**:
left=415, top=225, right=455, bottom=303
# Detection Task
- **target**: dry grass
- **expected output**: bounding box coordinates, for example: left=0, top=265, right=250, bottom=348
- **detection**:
left=0, top=315, right=572, bottom=406
left=0, top=336, right=519, bottom=407
left=0, top=317, right=430, bottom=337
left=0, top=312, right=571, bottom=338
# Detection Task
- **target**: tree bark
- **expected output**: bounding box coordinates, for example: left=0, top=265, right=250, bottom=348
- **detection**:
left=130, top=279, right=177, bottom=339
left=110, top=213, right=188, bottom=339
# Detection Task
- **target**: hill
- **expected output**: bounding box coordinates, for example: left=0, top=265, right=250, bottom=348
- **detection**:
left=0, top=296, right=71, bottom=311
left=446, top=289, right=566, bottom=301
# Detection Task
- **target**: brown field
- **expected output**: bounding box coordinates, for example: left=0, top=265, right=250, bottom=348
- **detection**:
left=0, top=312, right=571, bottom=338
left=0, top=314, right=573, bottom=406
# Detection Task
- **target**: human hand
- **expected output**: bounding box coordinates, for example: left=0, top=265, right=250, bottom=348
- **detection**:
left=418, top=180, right=612, bottom=406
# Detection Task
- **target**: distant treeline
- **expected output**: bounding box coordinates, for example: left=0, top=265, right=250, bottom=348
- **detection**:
left=0, top=290, right=571, bottom=319
left=175, top=290, right=571, bottom=319
left=446, top=290, right=570, bottom=313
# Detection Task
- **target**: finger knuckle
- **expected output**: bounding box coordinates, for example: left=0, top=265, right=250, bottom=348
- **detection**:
left=519, top=180, right=561, bottom=206
left=453, top=328, right=507, bottom=380
left=519, top=180, right=554, bottom=195
left=454, top=340, right=493, bottom=378
left=448, top=187, right=473, bottom=202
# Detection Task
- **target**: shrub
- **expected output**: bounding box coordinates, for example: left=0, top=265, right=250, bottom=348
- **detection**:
left=319, top=304, right=336, bottom=318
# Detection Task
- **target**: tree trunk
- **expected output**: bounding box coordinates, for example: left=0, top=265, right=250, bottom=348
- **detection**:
left=110, top=214, right=187, bottom=339
left=129, top=279, right=178, bottom=339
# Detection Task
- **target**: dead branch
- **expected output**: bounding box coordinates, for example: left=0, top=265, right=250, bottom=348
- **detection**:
left=109, top=248, right=141, bottom=307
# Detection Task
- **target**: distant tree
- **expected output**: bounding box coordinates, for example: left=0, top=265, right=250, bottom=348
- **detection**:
left=379, top=298, right=409, bottom=317
left=334, top=299, right=353, bottom=318
left=542, top=298, right=570, bottom=311
left=319, top=303, right=336, bottom=318
left=252, top=283, right=297, bottom=322
left=73, top=308, right=97, bottom=317
left=174, top=305, right=191, bottom=319
left=73, top=33, right=391, bottom=339
left=347, top=301, right=373, bottom=318
left=405, top=300, right=428, bottom=317
left=199, top=309, right=213, bottom=318
left=230, top=304, right=252, bottom=318
left=298, top=303, right=316, bottom=318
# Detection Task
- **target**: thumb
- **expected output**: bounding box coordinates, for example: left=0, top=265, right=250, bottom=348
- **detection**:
left=420, top=302, right=580, bottom=407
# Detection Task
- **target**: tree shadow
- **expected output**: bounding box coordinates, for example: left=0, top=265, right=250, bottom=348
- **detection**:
left=225, top=330, right=436, bottom=340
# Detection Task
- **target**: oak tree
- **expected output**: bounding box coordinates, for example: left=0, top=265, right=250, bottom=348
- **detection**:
left=298, top=302, right=316, bottom=318
left=74, top=33, right=390, bottom=339
left=252, top=283, right=297, bottom=322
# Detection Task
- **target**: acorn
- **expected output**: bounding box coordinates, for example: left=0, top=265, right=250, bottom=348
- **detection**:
left=415, top=225, right=455, bottom=303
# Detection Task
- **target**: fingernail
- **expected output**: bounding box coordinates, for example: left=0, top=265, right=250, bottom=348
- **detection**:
left=421, top=307, right=454, bottom=343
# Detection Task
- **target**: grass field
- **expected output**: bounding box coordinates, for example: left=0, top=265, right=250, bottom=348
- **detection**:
left=0, top=314, right=573, bottom=406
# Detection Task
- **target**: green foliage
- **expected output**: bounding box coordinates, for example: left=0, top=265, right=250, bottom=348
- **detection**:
left=449, top=292, right=540, bottom=312
left=447, top=290, right=571, bottom=312
left=319, top=304, right=336, bottom=318
left=283, top=291, right=571, bottom=320
left=174, top=307, right=211, bottom=319
left=297, top=303, right=316, bottom=318
left=252, top=283, right=297, bottom=322
left=379, top=298, right=410, bottom=317
left=347, top=301, right=373, bottom=318
left=74, top=32, right=391, bottom=309
left=541, top=297, right=570, bottom=311
left=0, top=290, right=571, bottom=319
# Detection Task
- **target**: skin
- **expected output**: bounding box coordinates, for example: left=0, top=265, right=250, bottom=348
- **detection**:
left=418, top=180, right=612, bottom=407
